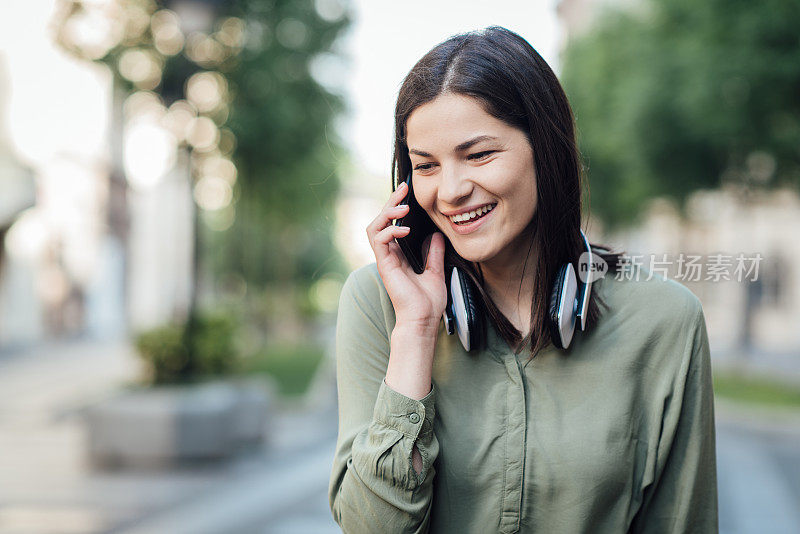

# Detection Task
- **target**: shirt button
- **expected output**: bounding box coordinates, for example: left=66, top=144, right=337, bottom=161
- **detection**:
left=409, top=413, right=420, bottom=424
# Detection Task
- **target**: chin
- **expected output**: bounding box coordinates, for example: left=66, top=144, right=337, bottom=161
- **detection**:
left=449, top=241, right=497, bottom=264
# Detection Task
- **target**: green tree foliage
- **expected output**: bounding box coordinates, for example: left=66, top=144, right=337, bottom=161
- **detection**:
left=561, top=0, right=800, bottom=228
left=216, top=0, right=351, bottom=288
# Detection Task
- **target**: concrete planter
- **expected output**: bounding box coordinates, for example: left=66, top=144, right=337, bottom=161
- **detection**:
left=84, top=377, right=275, bottom=469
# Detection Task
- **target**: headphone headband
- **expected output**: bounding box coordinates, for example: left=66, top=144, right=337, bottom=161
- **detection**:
left=576, top=229, right=593, bottom=332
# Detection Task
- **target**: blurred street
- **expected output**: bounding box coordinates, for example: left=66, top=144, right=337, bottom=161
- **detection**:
left=0, top=340, right=339, bottom=534
left=0, top=340, right=797, bottom=533
left=716, top=403, right=800, bottom=534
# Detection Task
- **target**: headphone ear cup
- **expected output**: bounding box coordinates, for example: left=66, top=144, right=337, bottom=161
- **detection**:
left=548, top=265, right=568, bottom=349
left=443, top=293, right=455, bottom=335
left=453, top=267, right=486, bottom=352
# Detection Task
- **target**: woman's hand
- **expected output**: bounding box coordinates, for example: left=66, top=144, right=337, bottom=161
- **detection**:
left=366, top=181, right=447, bottom=336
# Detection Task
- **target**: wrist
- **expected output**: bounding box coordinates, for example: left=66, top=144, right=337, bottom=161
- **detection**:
left=386, top=320, right=439, bottom=401
left=393, top=318, right=441, bottom=341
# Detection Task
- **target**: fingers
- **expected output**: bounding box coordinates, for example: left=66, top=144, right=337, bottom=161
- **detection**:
left=365, top=182, right=409, bottom=238
left=421, top=234, right=432, bottom=266
left=366, top=182, right=412, bottom=263
left=424, top=232, right=445, bottom=276
left=379, top=182, right=410, bottom=223
left=370, top=224, right=408, bottom=264
left=385, top=204, right=410, bottom=219
left=385, top=180, right=409, bottom=209
left=374, top=224, right=410, bottom=246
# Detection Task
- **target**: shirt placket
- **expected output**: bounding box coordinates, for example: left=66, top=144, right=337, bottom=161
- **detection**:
left=499, top=353, right=528, bottom=533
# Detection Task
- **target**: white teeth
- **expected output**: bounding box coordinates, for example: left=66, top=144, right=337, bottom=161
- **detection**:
left=449, top=203, right=495, bottom=223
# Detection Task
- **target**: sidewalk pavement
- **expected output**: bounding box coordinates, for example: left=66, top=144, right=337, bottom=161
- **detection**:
left=0, top=339, right=340, bottom=534
left=715, top=399, right=800, bottom=534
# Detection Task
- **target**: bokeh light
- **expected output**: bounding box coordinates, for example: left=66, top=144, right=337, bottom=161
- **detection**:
left=58, top=2, right=124, bottom=60
left=215, top=17, right=245, bottom=49
left=276, top=18, right=308, bottom=50
left=315, top=0, right=347, bottom=22
left=123, top=90, right=166, bottom=121
left=185, top=115, right=219, bottom=151
left=196, top=154, right=237, bottom=185
left=124, top=120, right=177, bottom=190
left=194, top=175, right=233, bottom=211
left=118, top=48, right=163, bottom=90
left=120, top=2, right=151, bottom=45
left=161, top=99, right=197, bottom=141
left=186, top=71, right=227, bottom=113
left=151, top=9, right=185, bottom=56
left=185, top=32, right=225, bottom=66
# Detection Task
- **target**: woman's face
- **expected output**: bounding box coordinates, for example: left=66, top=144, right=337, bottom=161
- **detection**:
left=406, top=92, right=538, bottom=266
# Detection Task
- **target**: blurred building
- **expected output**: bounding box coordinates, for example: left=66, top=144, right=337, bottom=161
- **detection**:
left=0, top=45, right=194, bottom=349
left=599, top=188, right=800, bottom=355
left=0, top=57, right=37, bottom=346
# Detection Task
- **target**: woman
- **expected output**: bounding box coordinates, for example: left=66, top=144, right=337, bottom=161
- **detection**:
left=329, top=26, right=718, bottom=533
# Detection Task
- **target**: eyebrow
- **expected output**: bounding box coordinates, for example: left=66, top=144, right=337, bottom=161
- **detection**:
left=408, top=135, right=499, bottom=157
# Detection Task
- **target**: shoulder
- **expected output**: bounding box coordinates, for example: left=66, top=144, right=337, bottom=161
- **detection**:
left=591, top=264, right=705, bottom=347
left=341, top=263, right=389, bottom=313
left=339, top=263, right=396, bottom=339
left=343, top=262, right=383, bottom=295
left=578, top=265, right=710, bottom=403
left=596, top=264, right=702, bottom=318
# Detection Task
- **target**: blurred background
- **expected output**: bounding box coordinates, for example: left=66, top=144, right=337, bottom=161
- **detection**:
left=0, top=0, right=798, bottom=533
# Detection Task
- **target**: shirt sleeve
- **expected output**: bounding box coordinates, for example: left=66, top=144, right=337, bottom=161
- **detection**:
left=328, top=266, right=440, bottom=534
left=631, top=300, right=719, bottom=533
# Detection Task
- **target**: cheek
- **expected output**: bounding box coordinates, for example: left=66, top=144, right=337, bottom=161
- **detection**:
left=516, top=182, right=538, bottom=218
left=413, top=181, right=436, bottom=211
left=485, top=165, right=537, bottom=204
left=493, top=169, right=537, bottom=221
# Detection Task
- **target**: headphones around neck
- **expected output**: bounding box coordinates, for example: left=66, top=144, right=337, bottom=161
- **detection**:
left=442, top=230, right=593, bottom=352
left=393, top=172, right=594, bottom=352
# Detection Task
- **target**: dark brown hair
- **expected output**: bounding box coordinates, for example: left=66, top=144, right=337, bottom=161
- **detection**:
left=391, top=26, right=624, bottom=359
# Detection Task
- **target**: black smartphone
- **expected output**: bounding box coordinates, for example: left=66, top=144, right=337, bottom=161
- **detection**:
left=393, top=172, right=439, bottom=274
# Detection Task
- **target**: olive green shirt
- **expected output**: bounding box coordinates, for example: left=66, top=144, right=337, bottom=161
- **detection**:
left=328, top=262, right=718, bottom=533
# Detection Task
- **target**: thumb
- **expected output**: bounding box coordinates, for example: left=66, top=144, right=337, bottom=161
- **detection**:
left=424, top=232, right=445, bottom=276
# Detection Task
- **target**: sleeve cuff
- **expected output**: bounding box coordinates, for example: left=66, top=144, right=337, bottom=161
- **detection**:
left=373, top=379, right=436, bottom=441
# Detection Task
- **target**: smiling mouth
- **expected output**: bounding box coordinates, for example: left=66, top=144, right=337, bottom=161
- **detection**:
left=447, top=203, right=496, bottom=225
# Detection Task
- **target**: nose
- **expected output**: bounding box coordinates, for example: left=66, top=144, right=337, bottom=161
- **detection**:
left=437, top=164, right=473, bottom=207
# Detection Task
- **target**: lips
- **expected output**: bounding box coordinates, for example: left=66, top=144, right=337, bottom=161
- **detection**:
left=446, top=203, right=496, bottom=235
left=448, top=203, right=496, bottom=224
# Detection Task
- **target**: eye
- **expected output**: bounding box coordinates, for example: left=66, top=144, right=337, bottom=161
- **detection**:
left=468, top=150, right=495, bottom=161
left=413, top=163, right=436, bottom=171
